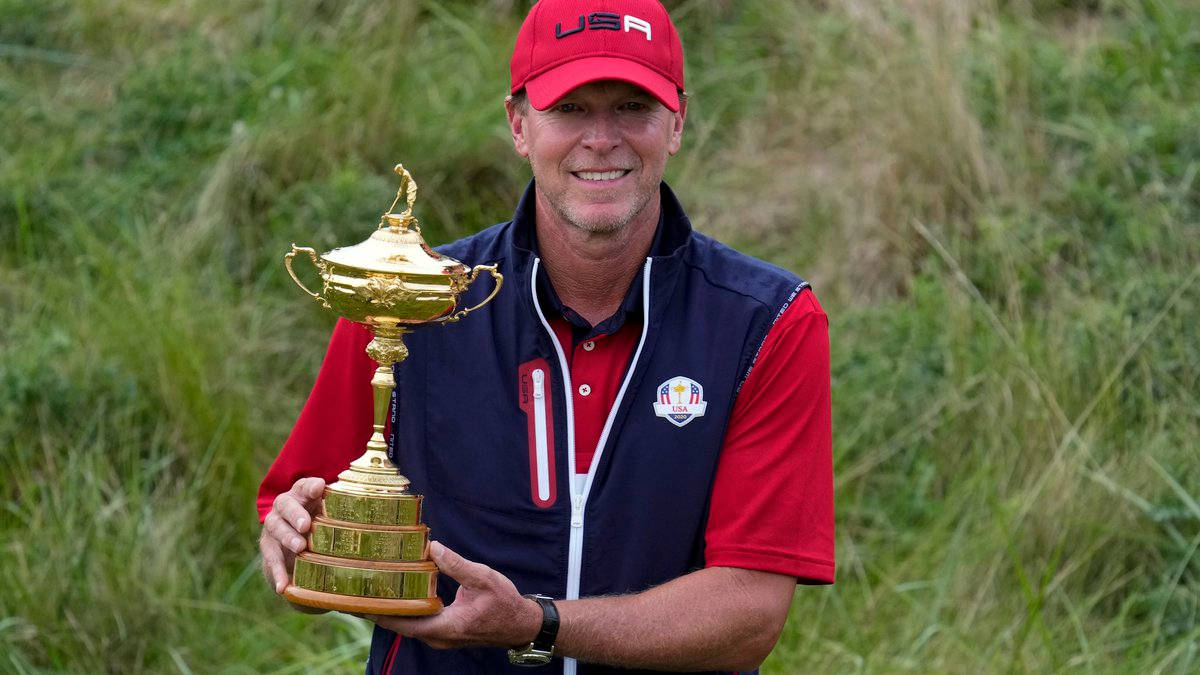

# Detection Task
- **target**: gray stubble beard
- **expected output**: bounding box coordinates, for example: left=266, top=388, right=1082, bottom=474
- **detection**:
left=551, top=182, right=655, bottom=237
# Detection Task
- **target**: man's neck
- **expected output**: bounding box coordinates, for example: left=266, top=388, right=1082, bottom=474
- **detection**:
left=534, top=194, right=660, bottom=327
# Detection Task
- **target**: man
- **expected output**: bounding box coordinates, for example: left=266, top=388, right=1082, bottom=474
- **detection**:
left=258, top=1, right=833, bottom=673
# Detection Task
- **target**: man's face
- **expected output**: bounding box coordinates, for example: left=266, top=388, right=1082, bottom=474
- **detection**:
left=506, top=81, right=686, bottom=235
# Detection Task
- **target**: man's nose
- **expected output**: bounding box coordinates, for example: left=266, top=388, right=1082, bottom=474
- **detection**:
left=580, top=113, right=620, bottom=152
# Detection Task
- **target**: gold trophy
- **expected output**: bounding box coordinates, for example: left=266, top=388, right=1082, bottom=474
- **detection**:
left=281, top=164, right=502, bottom=615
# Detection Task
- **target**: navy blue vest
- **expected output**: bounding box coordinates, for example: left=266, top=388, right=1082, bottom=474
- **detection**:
left=369, top=183, right=808, bottom=675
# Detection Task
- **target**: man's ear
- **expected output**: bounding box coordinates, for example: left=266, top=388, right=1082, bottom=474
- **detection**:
left=505, top=97, right=531, bottom=158
left=667, top=97, right=687, bottom=156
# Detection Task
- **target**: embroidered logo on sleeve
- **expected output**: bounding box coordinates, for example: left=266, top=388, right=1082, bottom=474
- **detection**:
left=652, top=376, right=707, bottom=427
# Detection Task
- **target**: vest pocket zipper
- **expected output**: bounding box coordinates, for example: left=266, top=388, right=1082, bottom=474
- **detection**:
left=519, top=358, right=557, bottom=508
left=531, top=369, right=551, bottom=503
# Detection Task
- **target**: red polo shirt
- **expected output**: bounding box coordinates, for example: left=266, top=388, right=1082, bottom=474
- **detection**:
left=258, top=290, right=833, bottom=584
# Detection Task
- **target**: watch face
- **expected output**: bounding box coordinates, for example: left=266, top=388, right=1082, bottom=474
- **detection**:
left=507, top=647, right=553, bottom=666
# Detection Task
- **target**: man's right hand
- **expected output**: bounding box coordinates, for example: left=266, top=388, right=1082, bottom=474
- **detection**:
left=259, top=476, right=325, bottom=596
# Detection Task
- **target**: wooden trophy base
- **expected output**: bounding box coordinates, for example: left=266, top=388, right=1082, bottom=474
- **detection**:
left=283, top=585, right=444, bottom=616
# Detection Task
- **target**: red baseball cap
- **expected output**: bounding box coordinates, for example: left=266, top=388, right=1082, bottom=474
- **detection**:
left=510, top=0, right=685, bottom=112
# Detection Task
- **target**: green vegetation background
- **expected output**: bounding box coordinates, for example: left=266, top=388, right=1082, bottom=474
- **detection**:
left=1, top=0, right=1197, bottom=672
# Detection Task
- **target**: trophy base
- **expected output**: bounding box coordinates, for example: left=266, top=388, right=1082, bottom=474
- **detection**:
left=291, top=550, right=438, bottom=595
left=283, top=585, right=444, bottom=616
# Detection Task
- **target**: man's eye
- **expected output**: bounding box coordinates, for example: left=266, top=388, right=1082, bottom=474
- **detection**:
left=619, top=101, right=649, bottom=112
left=556, top=103, right=580, bottom=113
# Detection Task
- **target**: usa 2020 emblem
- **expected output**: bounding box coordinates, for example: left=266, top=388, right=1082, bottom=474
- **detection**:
left=653, top=376, right=708, bottom=428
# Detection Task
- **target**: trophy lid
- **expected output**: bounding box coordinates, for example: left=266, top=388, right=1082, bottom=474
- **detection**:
left=320, top=165, right=467, bottom=277
left=321, top=216, right=467, bottom=276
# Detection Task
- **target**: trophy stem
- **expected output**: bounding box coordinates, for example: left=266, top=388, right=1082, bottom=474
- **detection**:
left=368, top=363, right=395, bottom=456
left=327, top=331, right=413, bottom=497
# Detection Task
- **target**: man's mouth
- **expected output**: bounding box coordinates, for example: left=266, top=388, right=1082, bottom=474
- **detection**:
left=572, top=170, right=631, bottom=182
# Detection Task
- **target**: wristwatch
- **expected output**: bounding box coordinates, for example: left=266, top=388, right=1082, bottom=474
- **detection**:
left=507, top=594, right=559, bottom=666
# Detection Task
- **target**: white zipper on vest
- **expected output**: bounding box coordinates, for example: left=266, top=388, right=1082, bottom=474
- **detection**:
left=531, top=369, right=551, bottom=503
left=530, top=257, right=653, bottom=675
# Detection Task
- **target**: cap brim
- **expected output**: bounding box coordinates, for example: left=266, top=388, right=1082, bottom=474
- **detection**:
left=525, top=57, right=680, bottom=112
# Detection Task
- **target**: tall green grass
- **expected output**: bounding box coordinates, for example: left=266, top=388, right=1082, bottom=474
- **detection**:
left=1, top=0, right=1197, bottom=672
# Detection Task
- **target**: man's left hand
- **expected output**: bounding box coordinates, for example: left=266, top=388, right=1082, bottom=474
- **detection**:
left=368, top=541, right=542, bottom=650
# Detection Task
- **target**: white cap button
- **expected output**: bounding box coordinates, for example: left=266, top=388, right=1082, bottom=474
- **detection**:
left=578, top=384, right=592, bottom=396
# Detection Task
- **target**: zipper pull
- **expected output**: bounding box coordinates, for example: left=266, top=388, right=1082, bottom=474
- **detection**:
left=532, top=369, right=545, bottom=399
left=570, top=493, right=583, bottom=528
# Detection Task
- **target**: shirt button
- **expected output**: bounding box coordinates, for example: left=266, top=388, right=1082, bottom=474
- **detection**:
left=578, top=384, right=592, bottom=397
left=582, top=340, right=595, bottom=351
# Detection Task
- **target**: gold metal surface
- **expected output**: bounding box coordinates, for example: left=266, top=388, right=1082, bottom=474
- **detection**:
left=322, top=489, right=422, bottom=526
left=281, top=163, right=503, bottom=615
left=283, top=245, right=331, bottom=309
left=384, top=164, right=420, bottom=232
left=309, top=518, right=428, bottom=561
left=292, top=552, right=438, bottom=599
left=286, top=165, right=504, bottom=332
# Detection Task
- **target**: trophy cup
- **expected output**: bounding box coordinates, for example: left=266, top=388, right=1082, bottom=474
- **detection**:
left=281, top=164, right=502, bottom=615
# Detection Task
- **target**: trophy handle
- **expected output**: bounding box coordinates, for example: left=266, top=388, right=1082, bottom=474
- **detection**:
left=439, top=264, right=503, bottom=323
left=285, top=244, right=332, bottom=309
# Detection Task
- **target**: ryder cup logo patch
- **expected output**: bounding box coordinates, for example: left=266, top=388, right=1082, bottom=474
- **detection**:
left=653, top=376, right=707, bottom=428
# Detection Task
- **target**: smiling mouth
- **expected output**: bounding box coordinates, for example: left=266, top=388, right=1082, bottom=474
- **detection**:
left=572, top=170, right=631, bottom=182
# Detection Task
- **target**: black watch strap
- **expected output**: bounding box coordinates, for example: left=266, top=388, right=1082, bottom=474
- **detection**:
left=527, top=594, right=560, bottom=650
left=507, top=594, right=559, bottom=666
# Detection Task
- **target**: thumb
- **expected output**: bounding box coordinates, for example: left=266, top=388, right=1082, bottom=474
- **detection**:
left=430, top=541, right=492, bottom=589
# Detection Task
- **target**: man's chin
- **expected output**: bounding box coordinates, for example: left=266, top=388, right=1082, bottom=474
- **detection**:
left=562, top=204, right=642, bottom=234
left=566, top=215, right=632, bottom=235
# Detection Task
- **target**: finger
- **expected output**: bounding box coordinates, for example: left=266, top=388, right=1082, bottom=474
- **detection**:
left=369, top=613, right=452, bottom=644
left=429, top=541, right=493, bottom=590
left=264, top=511, right=307, bottom=554
left=273, top=492, right=315, bottom=534
left=260, top=536, right=290, bottom=594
